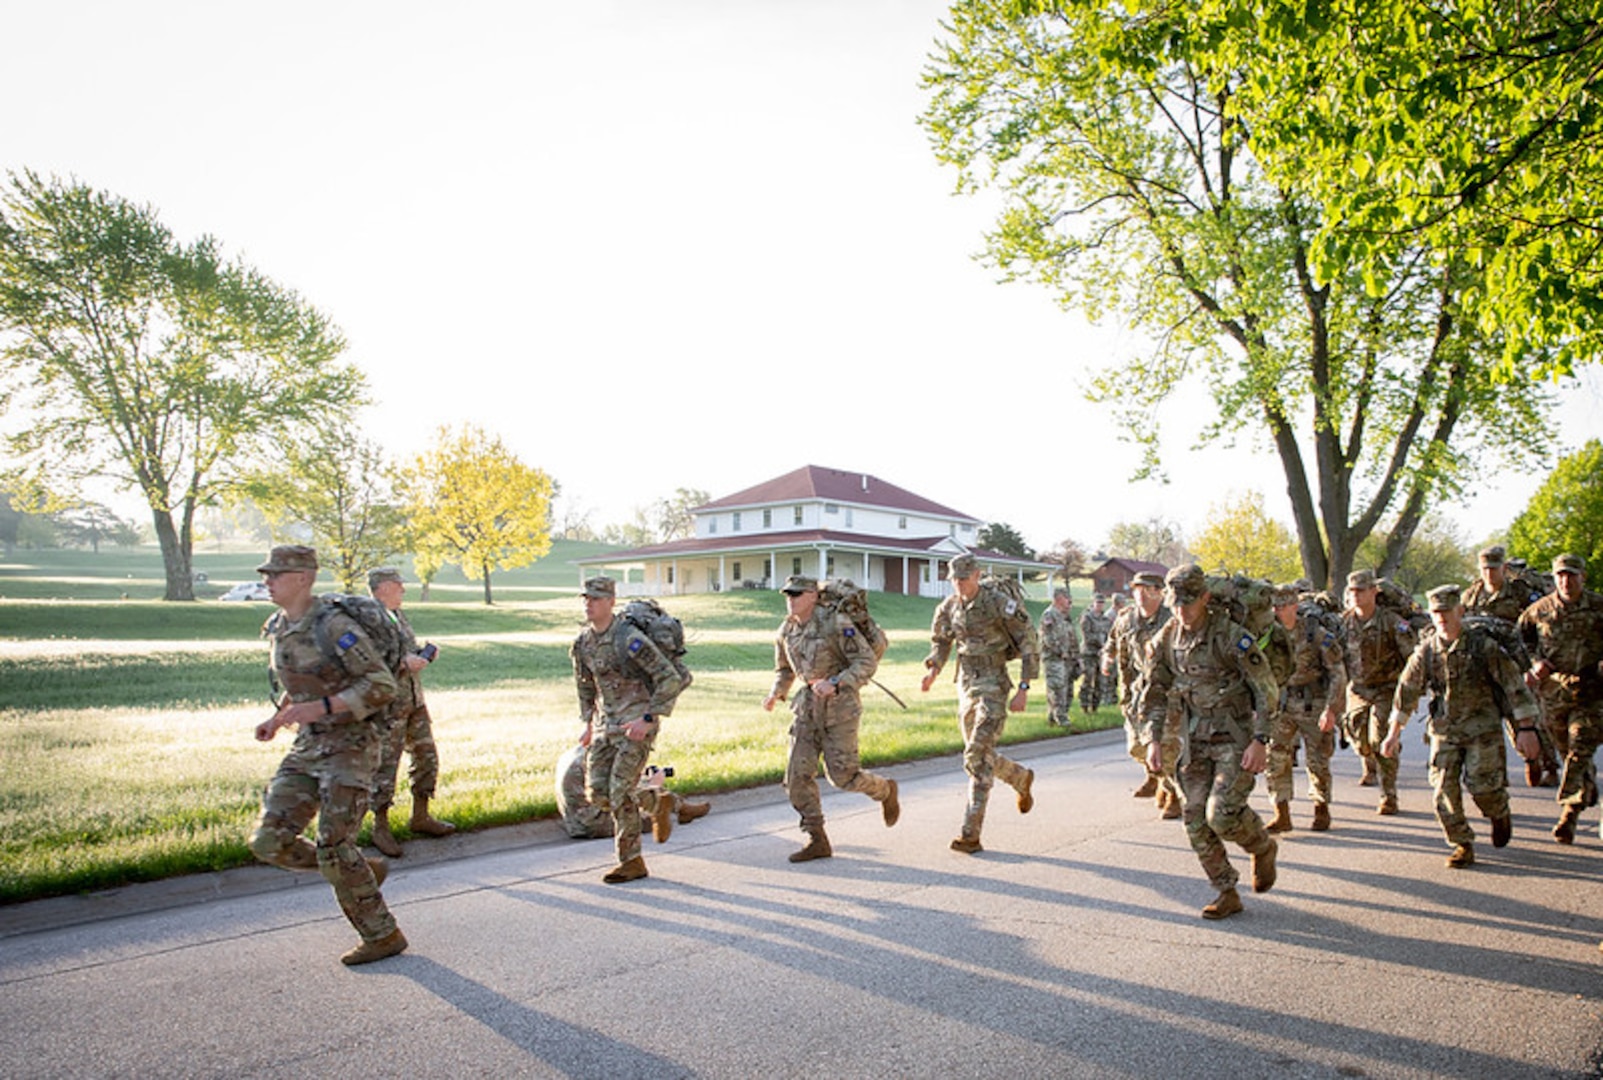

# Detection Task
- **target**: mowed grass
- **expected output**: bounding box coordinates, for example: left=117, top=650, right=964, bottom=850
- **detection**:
left=0, top=546, right=1119, bottom=904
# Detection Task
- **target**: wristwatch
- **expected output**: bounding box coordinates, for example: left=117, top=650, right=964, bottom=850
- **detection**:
left=1018, top=681, right=1030, bottom=691
left=1252, top=733, right=1270, bottom=745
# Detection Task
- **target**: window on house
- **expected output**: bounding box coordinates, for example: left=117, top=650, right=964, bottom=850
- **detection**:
left=844, top=508, right=853, bottom=528
left=667, top=566, right=675, bottom=584
left=763, top=559, right=772, bottom=581
left=898, top=516, right=907, bottom=530
left=793, top=505, right=804, bottom=525
left=824, top=503, right=839, bottom=514
left=827, top=555, right=836, bottom=576
left=949, top=524, right=956, bottom=537
left=960, top=523, right=974, bottom=534
left=762, top=508, right=772, bottom=528
left=923, top=564, right=931, bottom=583
left=732, top=511, right=742, bottom=532
left=709, top=518, right=718, bottom=534
left=792, top=557, right=802, bottom=575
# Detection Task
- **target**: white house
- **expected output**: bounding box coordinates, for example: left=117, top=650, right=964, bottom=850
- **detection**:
left=575, top=464, right=1056, bottom=597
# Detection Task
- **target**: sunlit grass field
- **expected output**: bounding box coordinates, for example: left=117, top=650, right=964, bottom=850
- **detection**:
left=0, top=543, right=1119, bottom=904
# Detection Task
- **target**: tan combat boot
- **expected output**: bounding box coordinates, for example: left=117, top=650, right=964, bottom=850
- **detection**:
left=677, top=800, right=711, bottom=824
left=1446, top=843, right=1475, bottom=868
left=1359, top=757, right=1378, bottom=787
left=789, top=828, right=832, bottom=863
left=1252, top=837, right=1278, bottom=893
left=1311, top=802, right=1331, bottom=832
left=1201, top=888, right=1243, bottom=920
left=949, top=835, right=983, bottom=854
left=651, top=794, right=674, bottom=844
left=1016, top=769, right=1035, bottom=814
left=1133, top=774, right=1160, bottom=799
left=370, top=810, right=403, bottom=858
left=341, top=929, right=408, bottom=966
left=366, top=856, right=390, bottom=888
left=603, top=856, right=649, bottom=883
left=409, top=795, right=456, bottom=837
left=1553, top=805, right=1580, bottom=844
left=1162, top=791, right=1183, bottom=820
left=1267, top=801, right=1293, bottom=833
left=1491, top=813, right=1512, bottom=848
left=1377, top=794, right=1399, bottom=816
left=881, top=779, right=901, bottom=827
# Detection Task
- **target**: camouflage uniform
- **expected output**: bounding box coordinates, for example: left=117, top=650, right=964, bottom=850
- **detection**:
left=1145, top=567, right=1280, bottom=898
left=1464, top=546, right=1559, bottom=782
left=249, top=591, right=400, bottom=948
left=1266, top=604, right=1347, bottom=812
left=1039, top=597, right=1082, bottom=727
left=1342, top=574, right=1419, bottom=809
left=770, top=588, right=895, bottom=834
left=1393, top=586, right=1538, bottom=858
left=924, top=564, right=1041, bottom=846
left=371, top=604, right=443, bottom=817
left=572, top=599, right=687, bottom=868
left=1104, top=587, right=1178, bottom=802
left=1079, top=603, right=1113, bottom=710
left=1517, top=558, right=1603, bottom=837
left=555, top=742, right=681, bottom=840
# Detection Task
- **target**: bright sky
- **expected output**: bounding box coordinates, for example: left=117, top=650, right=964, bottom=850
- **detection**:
left=5, top=1, right=1599, bottom=555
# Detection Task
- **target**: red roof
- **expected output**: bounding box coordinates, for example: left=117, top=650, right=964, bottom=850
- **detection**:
left=694, top=465, right=977, bottom=522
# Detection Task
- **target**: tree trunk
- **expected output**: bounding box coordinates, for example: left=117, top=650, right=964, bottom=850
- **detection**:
left=482, top=560, right=494, bottom=605
left=152, top=508, right=195, bottom=601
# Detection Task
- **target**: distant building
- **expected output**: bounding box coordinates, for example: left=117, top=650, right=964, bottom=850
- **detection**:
left=576, top=464, right=1056, bottom=597
left=1089, top=557, right=1170, bottom=597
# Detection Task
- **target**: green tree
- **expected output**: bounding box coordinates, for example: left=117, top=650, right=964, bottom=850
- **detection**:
left=54, top=501, right=138, bottom=554
left=0, top=171, right=359, bottom=599
left=1356, top=513, right=1473, bottom=595
left=1507, top=439, right=1603, bottom=573
left=1210, top=0, right=1603, bottom=378
left=401, top=424, right=555, bottom=605
left=243, top=432, right=407, bottom=593
left=978, top=521, right=1035, bottom=560
left=1038, top=536, right=1089, bottom=583
left=1104, top=518, right=1189, bottom=567
left=655, top=487, right=710, bottom=542
left=922, top=3, right=1553, bottom=590
left=1190, top=492, right=1303, bottom=583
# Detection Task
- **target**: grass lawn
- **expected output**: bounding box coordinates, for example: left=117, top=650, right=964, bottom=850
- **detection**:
left=0, top=543, right=1121, bottom=904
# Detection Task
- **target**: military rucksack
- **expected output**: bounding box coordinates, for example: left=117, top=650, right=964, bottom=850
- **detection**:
left=1460, top=613, right=1532, bottom=669
left=619, top=597, right=693, bottom=701
left=1296, top=594, right=1346, bottom=645
left=264, top=592, right=409, bottom=702
left=978, top=574, right=1030, bottom=660
left=1204, top=573, right=1276, bottom=635
left=820, top=578, right=889, bottom=660
left=1375, top=577, right=1432, bottom=633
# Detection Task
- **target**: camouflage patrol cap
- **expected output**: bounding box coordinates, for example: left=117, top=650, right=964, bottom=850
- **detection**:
left=1553, top=553, right=1586, bottom=576
left=1478, top=545, right=1507, bottom=569
left=1346, top=569, right=1378, bottom=591
left=948, top=554, right=978, bottom=580
left=1051, top=586, right=1071, bottom=600
left=1131, top=571, right=1164, bottom=590
left=1091, top=594, right=1106, bottom=606
left=257, top=544, right=318, bottom=574
left=1165, top=563, right=1207, bottom=604
left=781, top=574, right=818, bottom=595
left=580, top=576, right=617, bottom=598
left=1271, top=585, right=1299, bottom=607
left=367, top=566, right=403, bottom=591
left=1426, top=584, right=1462, bottom=611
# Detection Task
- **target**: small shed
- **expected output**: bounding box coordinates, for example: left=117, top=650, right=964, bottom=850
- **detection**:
left=1089, top=557, right=1170, bottom=597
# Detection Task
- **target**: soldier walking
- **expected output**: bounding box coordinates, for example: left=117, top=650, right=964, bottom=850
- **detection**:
left=1104, top=571, right=1180, bottom=816
left=1078, top=595, right=1113, bottom=711
left=1341, top=570, right=1419, bottom=816
left=1264, top=586, right=1347, bottom=833
left=920, top=554, right=1040, bottom=854
left=1464, top=545, right=1560, bottom=785
left=1384, top=585, right=1539, bottom=867
left=1145, top=564, right=1280, bottom=920
left=248, top=545, right=407, bottom=966
left=1039, top=587, right=1082, bottom=727
left=1518, top=554, right=1603, bottom=844
left=763, top=575, right=900, bottom=862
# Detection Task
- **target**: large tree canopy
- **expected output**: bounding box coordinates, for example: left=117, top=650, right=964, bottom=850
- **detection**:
left=1208, top=0, right=1603, bottom=378
left=1506, top=438, right=1603, bottom=573
left=922, top=1, right=1554, bottom=589
left=0, top=171, right=360, bottom=599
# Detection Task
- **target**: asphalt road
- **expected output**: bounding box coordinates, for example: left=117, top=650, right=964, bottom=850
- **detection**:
left=3, top=729, right=1601, bottom=1079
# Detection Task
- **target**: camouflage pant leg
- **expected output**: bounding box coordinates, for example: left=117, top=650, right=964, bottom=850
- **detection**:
left=1179, top=740, right=1271, bottom=892
left=1099, top=669, right=1117, bottom=707
left=786, top=701, right=828, bottom=832
left=817, top=694, right=892, bottom=803
left=957, top=678, right=1012, bottom=839
left=1079, top=654, right=1100, bottom=711
left=1430, top=731, right=1509, bottom=847
left=371, top=715, right=407, bottom=813
left=1554, top=704, right=1603, bottom=811
left=1267, top=704, right=1334, bottom=805
left=1044, top=657, right=1074, bottom=725
left=1346, top=696, right=1400, bottom=797
left=403, top=703, right=440, bottom=801
left=589, top=731, right=656, bottom=863
left=252, top=728, right=396, bottom=942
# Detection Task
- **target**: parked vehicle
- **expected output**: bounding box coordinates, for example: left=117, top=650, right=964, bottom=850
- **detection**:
left=219, top=581, right=270, bottom=602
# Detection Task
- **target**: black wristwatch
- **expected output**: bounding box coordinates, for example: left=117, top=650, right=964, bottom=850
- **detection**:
left=1253, top=733, right=1270, bottom=745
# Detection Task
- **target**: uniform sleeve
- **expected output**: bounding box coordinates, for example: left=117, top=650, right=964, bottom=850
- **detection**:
left=326, top=613, right=399, bottom=721
left=1487, top=637, right=1541, bottom=724
left=924, top=599, right=955, bottom=674
left=769, top=627, right=797, bottom=702
left=1390, top=644, right=1428, bottom=723
left=1319, top=631, right=1348, bottom=714
left=623, top=627, right=687, bottom=719
left=394, top=609, right=420, bottom=655
left=1012, top=606, right=1042, bottom=683
left=1141, top=621, right=1178, bottom=740
left=833, top=612, right=879, bottom=691
left=571, top=637, right=598, bottom=725
left=1230, top=625, right=1279, bottom=736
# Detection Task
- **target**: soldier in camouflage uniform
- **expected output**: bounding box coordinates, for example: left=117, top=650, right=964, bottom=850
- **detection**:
left=1518, top=554, right=1603, bottom=844
left=921, top=553, right=1040, bottom=854
left=1341, top=569, right=1419, bottom=816
left=1384, top=585, right=1539, bottom=867
left=1463, top=545, right=1560, bottom=786
left=1079, top=595, right=1113, bottom=711
left=1039, top=587, right=1082, bottom=728
left=763, top=575, right=900, bottom=862
left=248, top=545, right=407, bottom=966
left=1264, top=586, right=1347, bottom=833
left=555, top=741, right=709, bottom=841
left=572, top=577, right=687, bottom=883
left=1104, top=571, right=1180, bottom=816
left=1145, top=564, right=1280, bottom=920
left=366, top=568, right=454, bottom=858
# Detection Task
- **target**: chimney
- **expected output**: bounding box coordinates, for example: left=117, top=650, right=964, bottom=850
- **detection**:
left=861, top=474, right=868, bottom=492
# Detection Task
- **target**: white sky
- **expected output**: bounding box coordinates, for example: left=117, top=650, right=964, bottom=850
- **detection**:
left=4, top=0, right=1599, bottom=555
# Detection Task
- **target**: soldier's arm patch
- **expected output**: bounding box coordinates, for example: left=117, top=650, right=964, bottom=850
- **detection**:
left=1397, top=621, right=1409, bottom=634
left=1322, top=632, right=1335, bottom=649
left=337, top=630, right=358, bottom=651
left=628, top=638, right=643, bottom=654
left=843, top=626, right=856, bottom=637
left=1236, top=632, right=1254, bottom=653
left=1004, top=599, right=1018, bottom=616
